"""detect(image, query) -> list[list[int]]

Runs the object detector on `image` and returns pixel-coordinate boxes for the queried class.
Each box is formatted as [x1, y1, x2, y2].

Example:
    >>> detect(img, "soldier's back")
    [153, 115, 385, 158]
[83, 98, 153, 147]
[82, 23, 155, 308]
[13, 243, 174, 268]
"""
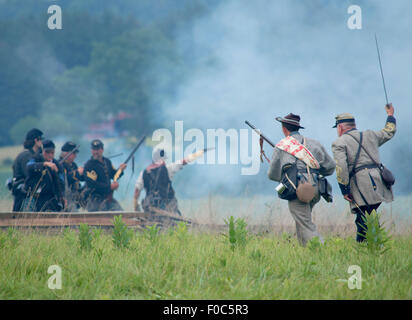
[333, 128, 394, 206]
[13, 149, 33, 180]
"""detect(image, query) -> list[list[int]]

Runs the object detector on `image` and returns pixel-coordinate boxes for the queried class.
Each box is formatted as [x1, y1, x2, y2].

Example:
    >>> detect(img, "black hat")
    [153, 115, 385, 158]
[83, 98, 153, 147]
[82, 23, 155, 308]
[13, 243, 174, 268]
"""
[275, 113, 305, 129]
[42, 139, 55, 151]
[62, 141, 79, 153]
[25, 128, 43, 141]
[91, 139, 104, 150]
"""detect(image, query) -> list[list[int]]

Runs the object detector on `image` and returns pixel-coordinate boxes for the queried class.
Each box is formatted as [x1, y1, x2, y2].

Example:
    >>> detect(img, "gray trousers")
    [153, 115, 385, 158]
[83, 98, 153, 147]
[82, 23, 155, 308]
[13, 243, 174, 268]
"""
[288, 194, 323, 246]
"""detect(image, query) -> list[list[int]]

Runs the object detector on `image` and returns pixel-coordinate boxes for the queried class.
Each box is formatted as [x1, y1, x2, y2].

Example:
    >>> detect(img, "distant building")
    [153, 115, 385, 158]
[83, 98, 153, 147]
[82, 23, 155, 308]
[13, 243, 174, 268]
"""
[84, 111, 131, 140]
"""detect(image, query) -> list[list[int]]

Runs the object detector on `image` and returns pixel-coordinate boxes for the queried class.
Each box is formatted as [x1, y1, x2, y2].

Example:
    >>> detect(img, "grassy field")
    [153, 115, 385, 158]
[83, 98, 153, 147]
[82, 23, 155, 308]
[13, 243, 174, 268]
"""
[1, 145, 411, 300]
[1, 222, 412, 300]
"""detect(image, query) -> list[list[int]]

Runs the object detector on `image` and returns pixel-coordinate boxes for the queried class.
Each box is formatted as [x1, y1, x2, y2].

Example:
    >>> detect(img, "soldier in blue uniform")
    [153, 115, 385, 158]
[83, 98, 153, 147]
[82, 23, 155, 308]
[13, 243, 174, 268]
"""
[24, 139, 65, 212]
[11, 128, 43, 211]
[59, 141, 85, 211]
[83, 139, 127, 212]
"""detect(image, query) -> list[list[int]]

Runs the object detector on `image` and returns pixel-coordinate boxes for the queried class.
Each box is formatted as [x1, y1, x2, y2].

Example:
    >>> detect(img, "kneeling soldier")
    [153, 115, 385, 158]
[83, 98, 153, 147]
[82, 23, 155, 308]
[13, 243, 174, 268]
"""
[332, 105, 396, 242]
[24, 139, 65, 212]
[83, 139, 127, 212]
[268, 113, 335, 246]
[59, 141, 84, 211]
[11, 128, 43, 211]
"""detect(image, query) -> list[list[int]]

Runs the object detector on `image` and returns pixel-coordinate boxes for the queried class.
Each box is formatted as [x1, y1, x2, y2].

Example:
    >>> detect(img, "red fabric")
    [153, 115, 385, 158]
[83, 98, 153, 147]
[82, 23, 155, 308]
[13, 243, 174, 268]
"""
[146, 161, 165, 172]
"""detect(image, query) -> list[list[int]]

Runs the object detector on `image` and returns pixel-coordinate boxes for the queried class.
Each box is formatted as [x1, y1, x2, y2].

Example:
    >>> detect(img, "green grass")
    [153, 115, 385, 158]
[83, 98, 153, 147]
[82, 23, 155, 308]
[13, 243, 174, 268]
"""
[1, 227, 412, 300]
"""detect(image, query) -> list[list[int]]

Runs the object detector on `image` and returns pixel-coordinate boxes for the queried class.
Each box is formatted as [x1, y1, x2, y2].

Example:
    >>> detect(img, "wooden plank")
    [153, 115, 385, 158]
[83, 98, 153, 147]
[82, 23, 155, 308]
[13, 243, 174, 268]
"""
[0, 210, 193, 229]
[0, 211, 147, 219]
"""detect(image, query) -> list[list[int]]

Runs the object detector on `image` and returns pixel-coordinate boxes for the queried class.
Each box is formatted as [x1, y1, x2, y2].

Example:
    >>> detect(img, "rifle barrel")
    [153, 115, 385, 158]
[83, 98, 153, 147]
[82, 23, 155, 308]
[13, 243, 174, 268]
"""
[113, 136, 146, 182]
[245, 121, 275, 148]
[124, 136, 146, 164]
[107, 153, 123, 159]
[59, 145, 80, 164]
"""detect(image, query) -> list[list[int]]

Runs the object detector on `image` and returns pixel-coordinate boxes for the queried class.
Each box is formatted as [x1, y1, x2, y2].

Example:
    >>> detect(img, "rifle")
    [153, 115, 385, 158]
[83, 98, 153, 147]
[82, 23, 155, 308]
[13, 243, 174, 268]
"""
[107, 152, 124, 159]
[59, 144, 80, 165]
[113, 136, 146, 182]
[106, 136, 146, 204]
[245, 120, 275, 163]
[47, 162, 65, 211]
[245, 121, 275, 147]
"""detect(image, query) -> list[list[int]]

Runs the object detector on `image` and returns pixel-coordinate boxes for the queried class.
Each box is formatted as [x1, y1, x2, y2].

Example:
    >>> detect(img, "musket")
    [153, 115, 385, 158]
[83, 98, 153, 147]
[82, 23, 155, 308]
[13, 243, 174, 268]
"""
[184, 147, 215, 163]
[245, 120, 275, 148]
[375, 34, 390, 107]
[107, 152, 124, 159]
[113, 136, 146, 182]
[46, 162, 65, 211]
[59, 144, 80, 165]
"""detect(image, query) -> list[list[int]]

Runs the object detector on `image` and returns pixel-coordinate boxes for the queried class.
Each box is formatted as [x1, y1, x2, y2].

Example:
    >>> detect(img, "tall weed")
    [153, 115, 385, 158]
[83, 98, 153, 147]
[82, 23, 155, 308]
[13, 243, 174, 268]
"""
[112, 215, 133, 249]
[79, 223, 93, 251]
[359, 209, 391, 254]
[224, 216, 248, 250]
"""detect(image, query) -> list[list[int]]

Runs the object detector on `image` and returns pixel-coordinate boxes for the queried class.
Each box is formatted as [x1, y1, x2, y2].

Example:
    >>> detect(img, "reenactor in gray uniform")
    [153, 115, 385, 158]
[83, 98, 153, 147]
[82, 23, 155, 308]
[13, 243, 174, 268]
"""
[331, 104, 396, 242]
[268, 114, 335, 246]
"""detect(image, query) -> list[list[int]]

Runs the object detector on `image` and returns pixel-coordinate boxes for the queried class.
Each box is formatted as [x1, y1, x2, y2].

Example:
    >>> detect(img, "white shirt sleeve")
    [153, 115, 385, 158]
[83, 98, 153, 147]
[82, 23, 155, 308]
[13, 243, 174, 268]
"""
[166, 160, 184, 180]
[135, 171, 144, 191]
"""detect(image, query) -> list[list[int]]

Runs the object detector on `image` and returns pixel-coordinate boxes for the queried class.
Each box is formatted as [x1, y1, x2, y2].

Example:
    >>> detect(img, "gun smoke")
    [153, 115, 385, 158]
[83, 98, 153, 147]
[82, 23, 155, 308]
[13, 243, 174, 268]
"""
[158, 0, 412, 198]
[5, 0, 412, 200]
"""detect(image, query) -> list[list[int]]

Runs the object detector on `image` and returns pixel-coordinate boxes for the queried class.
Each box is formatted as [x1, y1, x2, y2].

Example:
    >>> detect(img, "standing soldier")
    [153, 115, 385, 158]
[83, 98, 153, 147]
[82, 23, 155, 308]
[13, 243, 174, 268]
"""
[11, 128, 43, 211]
[268, 113, 335, 246]
[24, 139, 65, 212]
[59, 141, 84, 211]
[133, 147, 198, 215]
[331, 105, 396, 242]
[83, 139, 127, 212]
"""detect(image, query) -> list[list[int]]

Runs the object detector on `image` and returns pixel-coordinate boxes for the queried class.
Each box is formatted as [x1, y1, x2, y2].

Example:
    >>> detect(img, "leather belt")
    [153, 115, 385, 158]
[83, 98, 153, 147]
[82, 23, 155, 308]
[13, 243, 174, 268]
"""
[349, 163, 379, 178]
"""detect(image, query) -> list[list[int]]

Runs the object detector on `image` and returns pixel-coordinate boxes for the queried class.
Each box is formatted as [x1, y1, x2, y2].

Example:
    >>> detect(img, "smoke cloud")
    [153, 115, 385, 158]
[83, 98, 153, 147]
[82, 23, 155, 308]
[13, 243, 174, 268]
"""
[157, 0, 412, 198]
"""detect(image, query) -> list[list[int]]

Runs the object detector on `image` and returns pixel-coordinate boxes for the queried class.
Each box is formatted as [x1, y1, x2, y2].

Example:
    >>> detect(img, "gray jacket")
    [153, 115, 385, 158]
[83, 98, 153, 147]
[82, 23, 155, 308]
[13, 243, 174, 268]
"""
[331, 116, 396, 208]
[268, 132, 335, 194]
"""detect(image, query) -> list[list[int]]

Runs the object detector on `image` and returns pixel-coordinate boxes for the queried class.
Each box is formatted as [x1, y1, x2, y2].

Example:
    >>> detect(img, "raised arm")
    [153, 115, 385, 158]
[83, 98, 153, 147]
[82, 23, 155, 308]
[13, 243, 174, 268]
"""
[372, 104, 396, 146]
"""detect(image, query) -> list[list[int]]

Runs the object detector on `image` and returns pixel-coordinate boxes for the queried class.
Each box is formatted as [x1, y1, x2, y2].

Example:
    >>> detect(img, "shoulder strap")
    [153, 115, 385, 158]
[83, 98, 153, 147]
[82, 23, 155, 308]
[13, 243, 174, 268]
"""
[350, 132, 363, 177]
[347, 132, 379, 167]
[348, 132, 370, 208]
[303, 137, 313, 184]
